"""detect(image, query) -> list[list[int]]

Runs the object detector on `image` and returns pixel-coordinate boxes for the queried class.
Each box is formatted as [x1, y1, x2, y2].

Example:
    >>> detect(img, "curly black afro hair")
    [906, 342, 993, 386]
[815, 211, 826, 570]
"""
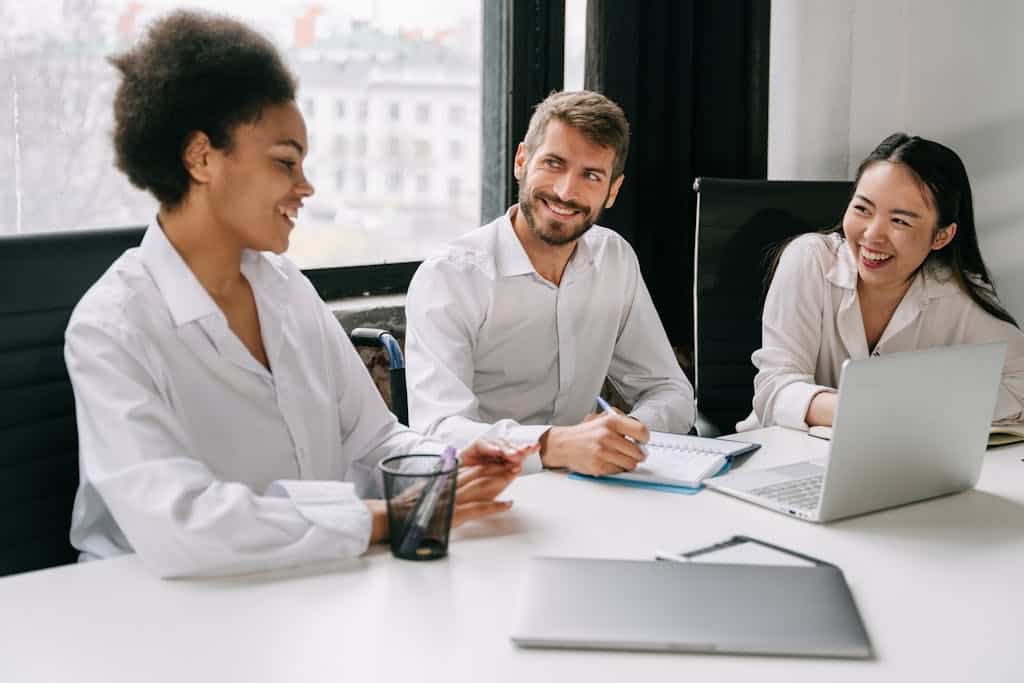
[109, 10, 297, 208]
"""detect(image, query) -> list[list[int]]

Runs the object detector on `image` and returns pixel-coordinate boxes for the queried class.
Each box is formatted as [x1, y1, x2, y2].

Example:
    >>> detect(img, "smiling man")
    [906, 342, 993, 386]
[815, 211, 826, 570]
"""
[405, 91, 694, 476]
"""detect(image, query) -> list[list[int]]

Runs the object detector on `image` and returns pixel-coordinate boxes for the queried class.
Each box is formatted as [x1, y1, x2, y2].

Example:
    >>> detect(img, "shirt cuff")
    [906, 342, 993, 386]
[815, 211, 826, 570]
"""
[774, 382, 837, 430]
[265, 479, 373, 553]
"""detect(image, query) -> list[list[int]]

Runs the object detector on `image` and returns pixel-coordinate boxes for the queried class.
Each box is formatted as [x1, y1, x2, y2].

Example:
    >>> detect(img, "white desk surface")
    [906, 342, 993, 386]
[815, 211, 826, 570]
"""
[2, 426, 1023, 682]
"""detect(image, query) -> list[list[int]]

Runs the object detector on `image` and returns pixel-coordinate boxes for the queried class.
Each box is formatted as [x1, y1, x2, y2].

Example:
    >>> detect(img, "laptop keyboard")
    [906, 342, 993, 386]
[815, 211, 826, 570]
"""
[750, 475, 824, 510]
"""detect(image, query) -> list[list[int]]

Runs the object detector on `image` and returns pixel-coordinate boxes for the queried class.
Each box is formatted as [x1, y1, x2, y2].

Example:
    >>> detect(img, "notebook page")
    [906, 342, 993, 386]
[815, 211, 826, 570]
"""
[615, 446, 726, 488]
[646, 431, 750, 457]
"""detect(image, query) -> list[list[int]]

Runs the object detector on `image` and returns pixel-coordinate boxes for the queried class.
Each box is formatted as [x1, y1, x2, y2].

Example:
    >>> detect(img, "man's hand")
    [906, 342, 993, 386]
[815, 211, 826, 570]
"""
[539, 412, 649, 475]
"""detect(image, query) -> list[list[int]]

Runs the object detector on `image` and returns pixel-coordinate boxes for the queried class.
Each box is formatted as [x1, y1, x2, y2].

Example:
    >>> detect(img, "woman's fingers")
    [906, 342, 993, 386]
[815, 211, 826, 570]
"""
[458, 440, 539, 472]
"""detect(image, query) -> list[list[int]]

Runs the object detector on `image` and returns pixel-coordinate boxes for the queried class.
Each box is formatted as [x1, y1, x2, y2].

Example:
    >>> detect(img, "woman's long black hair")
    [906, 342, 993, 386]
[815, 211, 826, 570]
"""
[767, 133, 1018, 328]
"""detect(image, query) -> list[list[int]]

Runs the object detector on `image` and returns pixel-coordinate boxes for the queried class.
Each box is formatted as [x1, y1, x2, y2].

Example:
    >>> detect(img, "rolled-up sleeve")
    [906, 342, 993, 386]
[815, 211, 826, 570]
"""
[957, 303, 1024, 424]
[67, 319, 376, 579]
[751, 237, 836, 430]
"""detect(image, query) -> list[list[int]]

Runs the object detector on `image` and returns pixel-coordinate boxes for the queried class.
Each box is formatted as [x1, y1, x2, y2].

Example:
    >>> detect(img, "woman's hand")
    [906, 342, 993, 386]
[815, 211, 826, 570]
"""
[457, 439, 536, 474]
[451, 440, 538, 527]
[368, 441, 537, 543]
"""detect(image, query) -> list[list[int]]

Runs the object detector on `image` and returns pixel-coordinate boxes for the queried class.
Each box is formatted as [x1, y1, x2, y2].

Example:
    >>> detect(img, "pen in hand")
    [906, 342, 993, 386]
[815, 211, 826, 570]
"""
[594, 395, 649, 459]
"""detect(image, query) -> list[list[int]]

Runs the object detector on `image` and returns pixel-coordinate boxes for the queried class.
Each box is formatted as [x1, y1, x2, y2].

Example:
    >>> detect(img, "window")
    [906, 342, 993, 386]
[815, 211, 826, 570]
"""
[416, 102, 431, 123]
[564, 0, 587, 90]
[448, 177, 461, 201]
[449, 140, 464, 160]
[387, 171, 404, 193]
[449, 104, 467, 124]
[1, 1, 565, 289]
[387, 137, 401, 156]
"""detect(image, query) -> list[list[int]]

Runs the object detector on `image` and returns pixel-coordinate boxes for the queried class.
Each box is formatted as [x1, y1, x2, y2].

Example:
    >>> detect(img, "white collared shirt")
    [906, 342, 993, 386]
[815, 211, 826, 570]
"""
[745, 232, 1024, 431]
[66, 222, 441, 578]
[404, 209, 695, 473]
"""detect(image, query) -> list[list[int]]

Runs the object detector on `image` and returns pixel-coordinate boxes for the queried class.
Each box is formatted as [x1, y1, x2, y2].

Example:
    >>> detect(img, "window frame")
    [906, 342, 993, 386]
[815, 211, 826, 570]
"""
[305, 0, 566, 300]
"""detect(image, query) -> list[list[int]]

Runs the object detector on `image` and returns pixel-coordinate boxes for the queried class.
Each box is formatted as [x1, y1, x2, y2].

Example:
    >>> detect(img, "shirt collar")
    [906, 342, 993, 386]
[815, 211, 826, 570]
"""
[139, 220, 219, 327]
[495, 205, 596, 279]
[138, 218, 290, 327]
[495, 207, 539, 278]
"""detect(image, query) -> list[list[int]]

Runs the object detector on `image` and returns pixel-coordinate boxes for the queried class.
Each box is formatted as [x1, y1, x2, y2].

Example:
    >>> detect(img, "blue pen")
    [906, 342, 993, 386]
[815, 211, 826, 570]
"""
[398, 446, 457, 556]
[595, 395, 648, 457]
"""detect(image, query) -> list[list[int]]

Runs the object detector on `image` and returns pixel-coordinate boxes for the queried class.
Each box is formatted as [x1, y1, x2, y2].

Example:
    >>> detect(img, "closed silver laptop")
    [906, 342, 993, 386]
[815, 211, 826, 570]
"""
[706, 343, 1006, 522]
[511, 556, 872, 658]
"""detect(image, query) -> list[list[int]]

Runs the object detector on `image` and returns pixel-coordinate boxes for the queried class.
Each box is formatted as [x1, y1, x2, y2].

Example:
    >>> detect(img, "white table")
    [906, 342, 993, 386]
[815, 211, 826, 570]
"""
[2, 427, 1023, 682]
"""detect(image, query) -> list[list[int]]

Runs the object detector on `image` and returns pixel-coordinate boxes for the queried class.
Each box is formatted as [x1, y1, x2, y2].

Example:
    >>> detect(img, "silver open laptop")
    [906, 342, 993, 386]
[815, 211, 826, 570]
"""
[705, 343, 1006, 522]
[511, 556, 872, 658]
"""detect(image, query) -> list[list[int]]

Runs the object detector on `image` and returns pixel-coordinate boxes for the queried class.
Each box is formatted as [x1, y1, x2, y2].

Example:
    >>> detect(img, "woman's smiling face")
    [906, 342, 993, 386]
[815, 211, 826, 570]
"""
[204, 101, 315, 254]
[842, 160, 956, 291]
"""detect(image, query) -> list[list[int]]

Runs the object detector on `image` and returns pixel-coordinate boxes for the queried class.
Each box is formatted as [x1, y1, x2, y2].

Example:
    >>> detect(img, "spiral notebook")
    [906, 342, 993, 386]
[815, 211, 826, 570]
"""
[606, 432, 760, 488]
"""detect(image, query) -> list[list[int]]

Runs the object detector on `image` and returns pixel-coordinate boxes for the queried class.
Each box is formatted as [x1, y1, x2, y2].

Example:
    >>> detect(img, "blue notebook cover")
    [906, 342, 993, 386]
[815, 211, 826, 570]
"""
[568, 459, 734, 495]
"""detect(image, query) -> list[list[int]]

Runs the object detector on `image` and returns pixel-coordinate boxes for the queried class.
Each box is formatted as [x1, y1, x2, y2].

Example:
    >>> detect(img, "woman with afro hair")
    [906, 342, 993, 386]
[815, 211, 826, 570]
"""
[64, 10, 533, 578]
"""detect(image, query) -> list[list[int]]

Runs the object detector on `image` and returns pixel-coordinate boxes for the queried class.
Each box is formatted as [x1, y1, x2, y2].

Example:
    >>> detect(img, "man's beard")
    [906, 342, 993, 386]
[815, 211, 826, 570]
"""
[518, 185, 607, 247]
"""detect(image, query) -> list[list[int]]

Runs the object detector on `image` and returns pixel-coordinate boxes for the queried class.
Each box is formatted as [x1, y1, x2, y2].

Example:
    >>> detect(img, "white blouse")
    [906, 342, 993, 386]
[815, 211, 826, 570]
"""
[744, 232, 1024, 431]
[65, 223, 442, 578]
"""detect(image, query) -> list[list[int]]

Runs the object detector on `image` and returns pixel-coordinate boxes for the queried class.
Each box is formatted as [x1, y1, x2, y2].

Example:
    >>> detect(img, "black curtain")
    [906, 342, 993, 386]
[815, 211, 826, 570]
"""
[585, 0, 769, 368]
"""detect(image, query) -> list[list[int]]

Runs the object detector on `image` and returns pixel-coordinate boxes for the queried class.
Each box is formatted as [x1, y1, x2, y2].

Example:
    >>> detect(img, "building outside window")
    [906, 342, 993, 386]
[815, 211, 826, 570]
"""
[416, 102, 430, 123]
[1, 1, 484, 271]
[449, 139, 463, 160]
[387, 171, 403, 193]
[449, 103, 466, 125]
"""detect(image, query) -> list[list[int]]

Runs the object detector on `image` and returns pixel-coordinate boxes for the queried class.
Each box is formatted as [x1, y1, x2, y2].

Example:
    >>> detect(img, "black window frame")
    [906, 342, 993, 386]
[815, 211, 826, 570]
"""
[304, 0, 565, 301]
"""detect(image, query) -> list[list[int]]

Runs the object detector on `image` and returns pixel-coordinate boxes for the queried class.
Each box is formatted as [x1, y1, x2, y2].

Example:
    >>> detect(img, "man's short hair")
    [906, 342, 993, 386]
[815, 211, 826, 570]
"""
[109, 10, 298, 208]
[522, 90, 630, 179]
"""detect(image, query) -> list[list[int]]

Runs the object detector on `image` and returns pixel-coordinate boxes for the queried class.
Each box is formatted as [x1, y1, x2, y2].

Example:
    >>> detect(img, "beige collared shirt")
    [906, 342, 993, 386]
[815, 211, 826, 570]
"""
[745, 233, 1024, 431]
[405, 208, 695, 474]
[66, 222, 441, 578]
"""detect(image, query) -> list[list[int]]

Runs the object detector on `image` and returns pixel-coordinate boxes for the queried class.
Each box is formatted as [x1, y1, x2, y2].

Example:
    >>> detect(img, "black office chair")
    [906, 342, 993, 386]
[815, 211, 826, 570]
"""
[0, 227, 145, 576]
[349, 327, 408, 426]
[692, 177, 854, 435]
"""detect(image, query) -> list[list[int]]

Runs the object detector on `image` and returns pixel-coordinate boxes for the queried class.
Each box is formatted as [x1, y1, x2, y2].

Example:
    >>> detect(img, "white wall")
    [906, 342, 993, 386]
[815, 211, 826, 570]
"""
[769, 0, 1024, 320]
